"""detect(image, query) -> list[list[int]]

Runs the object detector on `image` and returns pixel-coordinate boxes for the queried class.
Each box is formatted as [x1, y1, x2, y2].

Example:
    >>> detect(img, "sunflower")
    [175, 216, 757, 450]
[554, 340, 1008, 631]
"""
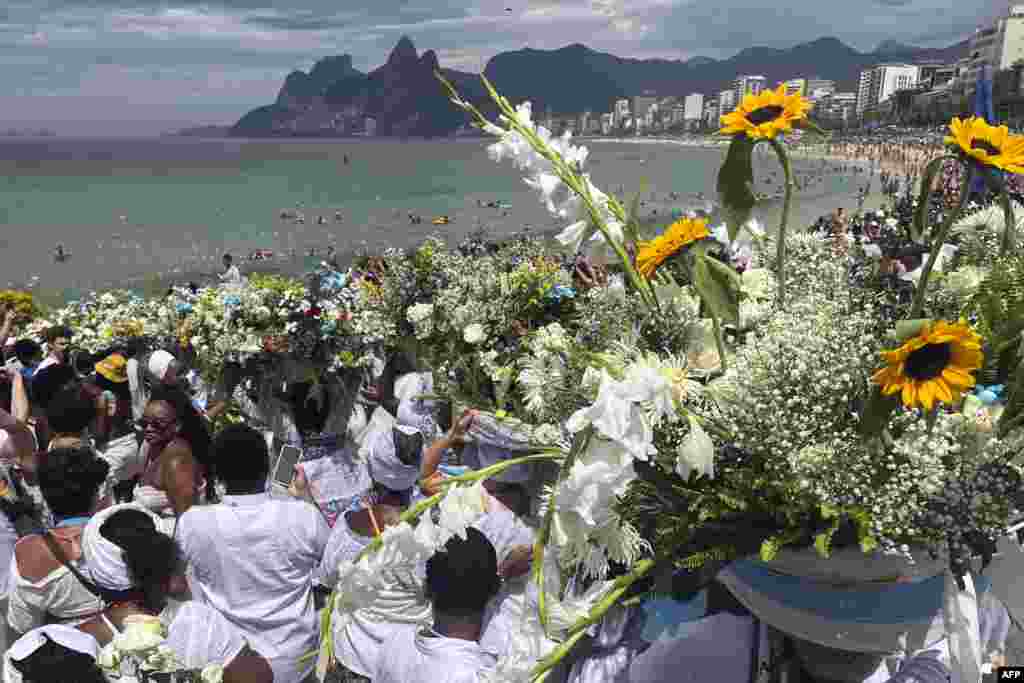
[718, 84, 813, 140]
[945, 117, 1024, 174]
[635, 217, 710, 278]
[871, 320, 983, 411]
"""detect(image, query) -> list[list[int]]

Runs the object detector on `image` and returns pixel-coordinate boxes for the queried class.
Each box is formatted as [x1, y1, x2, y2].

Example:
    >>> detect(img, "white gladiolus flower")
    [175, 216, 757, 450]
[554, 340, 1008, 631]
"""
[676, 415, 715, 480]
[438, 481, 488, 540]
[548, 579, 616, 636]
[463, 323, 486, 345]
[942, 265, 986, 295]
[567, 370, 654, 461]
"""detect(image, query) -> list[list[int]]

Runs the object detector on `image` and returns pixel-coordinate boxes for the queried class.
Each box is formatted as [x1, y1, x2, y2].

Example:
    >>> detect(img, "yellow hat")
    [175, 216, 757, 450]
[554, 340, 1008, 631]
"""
[95, 353, 128, 383]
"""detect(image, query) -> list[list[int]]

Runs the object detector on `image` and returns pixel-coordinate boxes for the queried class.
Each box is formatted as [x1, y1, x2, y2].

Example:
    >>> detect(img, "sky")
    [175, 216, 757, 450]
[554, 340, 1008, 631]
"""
[0, 0, 1010, 136]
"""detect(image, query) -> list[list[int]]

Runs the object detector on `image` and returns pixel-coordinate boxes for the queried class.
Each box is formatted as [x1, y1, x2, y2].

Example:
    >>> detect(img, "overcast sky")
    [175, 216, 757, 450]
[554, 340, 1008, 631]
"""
[0, 0, 1008, 135]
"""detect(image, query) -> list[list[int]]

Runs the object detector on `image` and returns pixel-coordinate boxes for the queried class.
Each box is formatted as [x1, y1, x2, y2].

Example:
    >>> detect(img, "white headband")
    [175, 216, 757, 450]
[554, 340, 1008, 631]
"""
[4, 625, 100, 683]
[81, 503, 164, 592]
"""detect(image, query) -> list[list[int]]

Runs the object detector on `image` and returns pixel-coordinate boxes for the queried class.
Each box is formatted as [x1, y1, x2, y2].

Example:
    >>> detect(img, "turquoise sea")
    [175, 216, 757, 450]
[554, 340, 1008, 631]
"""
[0, 137, 862, 299]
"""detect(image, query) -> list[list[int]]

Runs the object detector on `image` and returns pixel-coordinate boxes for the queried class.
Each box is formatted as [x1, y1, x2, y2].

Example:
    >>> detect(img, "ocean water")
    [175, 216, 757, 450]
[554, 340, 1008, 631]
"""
[0, 137, 860, 299]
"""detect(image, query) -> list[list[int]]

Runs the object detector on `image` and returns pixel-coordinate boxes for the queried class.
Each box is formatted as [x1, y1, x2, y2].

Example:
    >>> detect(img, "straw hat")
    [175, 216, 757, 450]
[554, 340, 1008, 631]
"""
[94, 353, 128, 384]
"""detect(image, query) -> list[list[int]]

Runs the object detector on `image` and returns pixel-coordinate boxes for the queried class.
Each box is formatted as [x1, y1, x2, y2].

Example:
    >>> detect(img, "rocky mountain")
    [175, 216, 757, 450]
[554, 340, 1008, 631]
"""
[230, 35, 970, 137]
[231, 36, 486, 138]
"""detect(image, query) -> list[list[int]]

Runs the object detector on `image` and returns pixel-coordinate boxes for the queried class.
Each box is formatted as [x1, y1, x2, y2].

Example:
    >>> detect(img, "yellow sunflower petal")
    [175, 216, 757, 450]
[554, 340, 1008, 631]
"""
[901, 382, 917, 409]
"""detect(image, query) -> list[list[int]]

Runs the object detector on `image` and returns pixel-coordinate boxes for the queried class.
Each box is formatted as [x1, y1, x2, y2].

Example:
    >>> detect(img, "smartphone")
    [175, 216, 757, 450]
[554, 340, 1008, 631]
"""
[272, 445, 303, 487]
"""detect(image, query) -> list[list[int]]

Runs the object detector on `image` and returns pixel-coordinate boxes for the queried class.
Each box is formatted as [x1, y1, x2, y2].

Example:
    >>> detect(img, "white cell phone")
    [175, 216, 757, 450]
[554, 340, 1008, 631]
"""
[272, 444, 303, 487]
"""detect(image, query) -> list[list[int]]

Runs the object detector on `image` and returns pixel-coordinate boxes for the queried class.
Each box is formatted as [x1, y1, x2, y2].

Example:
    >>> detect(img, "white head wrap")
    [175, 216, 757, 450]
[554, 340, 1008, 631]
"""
[366, 425, 421, 492]
[4, 625, 100, 683]
[147, 350, 175, 383]
[81, 503, 165, 592]
[394, 372, 440, 441]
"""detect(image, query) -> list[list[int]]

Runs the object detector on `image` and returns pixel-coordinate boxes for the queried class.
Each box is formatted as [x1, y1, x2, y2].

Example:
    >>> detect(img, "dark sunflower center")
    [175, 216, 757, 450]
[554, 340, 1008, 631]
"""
[971, 139, 1000, 155]
[747, 106, 784, 126]
[904, 342, 952, 381]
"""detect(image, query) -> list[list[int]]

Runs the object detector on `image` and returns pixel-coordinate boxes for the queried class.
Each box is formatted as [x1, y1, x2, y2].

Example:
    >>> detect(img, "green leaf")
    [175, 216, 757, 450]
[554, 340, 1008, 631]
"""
[759, 537, 781, 562]
[858, 386, 901, 438]
[716, 136, 758, 243]
[859, 534, 879, 554]
[893, 319, 931, 343]
[691, 242, 741, 327]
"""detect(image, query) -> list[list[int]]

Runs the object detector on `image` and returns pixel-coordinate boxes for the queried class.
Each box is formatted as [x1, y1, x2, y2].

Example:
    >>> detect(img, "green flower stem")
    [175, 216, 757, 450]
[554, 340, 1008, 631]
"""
[911, 156, 959, 243]
[532, 428, 590, 635]
[528, 558, 656, 682]
[998, 187, 1016, 255]
[314, 450, 565, 667]
[435, 71, 656, 313]
[910, 163, 973, 319]
[711, 314, 728, 374]
[768, 139, 793, 310]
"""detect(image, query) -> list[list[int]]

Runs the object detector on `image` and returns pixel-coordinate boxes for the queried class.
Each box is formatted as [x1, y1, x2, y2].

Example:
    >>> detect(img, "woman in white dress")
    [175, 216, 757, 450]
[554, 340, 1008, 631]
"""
[72, 504, 274, 683]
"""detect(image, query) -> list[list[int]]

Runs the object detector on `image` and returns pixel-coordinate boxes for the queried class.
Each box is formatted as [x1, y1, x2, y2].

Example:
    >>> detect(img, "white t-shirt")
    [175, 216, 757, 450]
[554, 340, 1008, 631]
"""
[176, 493, 329, 683]
[164, 601, 248, 670]
[219, 265, 243, 285]
[375, 624, 495, 683]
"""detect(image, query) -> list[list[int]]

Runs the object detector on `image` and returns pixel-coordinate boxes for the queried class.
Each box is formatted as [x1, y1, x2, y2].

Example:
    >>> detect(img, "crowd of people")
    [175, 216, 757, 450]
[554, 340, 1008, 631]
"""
[0, 149, 1020, 681]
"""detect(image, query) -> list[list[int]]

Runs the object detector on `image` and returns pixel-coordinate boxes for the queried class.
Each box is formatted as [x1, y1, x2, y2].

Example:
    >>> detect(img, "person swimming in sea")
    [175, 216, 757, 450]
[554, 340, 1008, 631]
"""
[54, 244, 68, 263]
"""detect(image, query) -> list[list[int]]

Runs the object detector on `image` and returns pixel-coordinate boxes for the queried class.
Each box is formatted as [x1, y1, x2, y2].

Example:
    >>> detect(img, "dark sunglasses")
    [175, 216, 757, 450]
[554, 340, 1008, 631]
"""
[136, 417, 176, 431]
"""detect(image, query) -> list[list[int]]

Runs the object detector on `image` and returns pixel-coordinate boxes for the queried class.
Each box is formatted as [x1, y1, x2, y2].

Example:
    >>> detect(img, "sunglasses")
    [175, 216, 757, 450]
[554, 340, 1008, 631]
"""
[136, 417, 176, 431]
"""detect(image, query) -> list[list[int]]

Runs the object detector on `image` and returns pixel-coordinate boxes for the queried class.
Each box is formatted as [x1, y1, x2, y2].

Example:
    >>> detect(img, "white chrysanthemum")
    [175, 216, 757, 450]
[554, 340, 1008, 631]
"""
[463, 323, 486, 345]
[951, 200, 1024, 237]
[406, 302, 434, 323]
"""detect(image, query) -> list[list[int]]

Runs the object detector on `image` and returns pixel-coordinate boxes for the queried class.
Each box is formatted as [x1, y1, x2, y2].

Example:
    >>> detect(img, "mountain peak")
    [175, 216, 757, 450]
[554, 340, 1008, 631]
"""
[388, 36, 418, 65]
[420, 49, 440, 72]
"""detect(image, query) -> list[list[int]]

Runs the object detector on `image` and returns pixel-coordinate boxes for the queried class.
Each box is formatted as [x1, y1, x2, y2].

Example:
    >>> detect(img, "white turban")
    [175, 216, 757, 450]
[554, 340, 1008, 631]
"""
[81, 503, 164, 592]
[366, 425, 421, 493]
[4, 625, 100, 683]
[147, 350, 175, 383]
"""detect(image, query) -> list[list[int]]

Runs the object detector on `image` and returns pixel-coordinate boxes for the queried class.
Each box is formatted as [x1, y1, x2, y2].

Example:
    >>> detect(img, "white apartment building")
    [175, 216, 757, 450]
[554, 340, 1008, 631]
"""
[734, 75, 767, 106]
[615, 98, 631, 123]
[856, 64, 919, 116]
[784, 78, 807, 96]
[600, 112, 614, 135]
[718, 89, 737, 114]
[960, 5, 1024, 91]
[684, 93, 704, 121]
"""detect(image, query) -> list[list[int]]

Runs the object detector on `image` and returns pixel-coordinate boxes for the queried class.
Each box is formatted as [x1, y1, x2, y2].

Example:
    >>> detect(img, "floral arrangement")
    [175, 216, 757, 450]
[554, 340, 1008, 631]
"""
[308, 78, 1024, 681]
[97, 614, 224, 683]
[0, 289, 41, 323]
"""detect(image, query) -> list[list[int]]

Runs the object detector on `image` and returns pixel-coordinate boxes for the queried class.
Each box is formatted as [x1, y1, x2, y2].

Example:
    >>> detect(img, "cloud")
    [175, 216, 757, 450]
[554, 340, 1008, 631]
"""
[0, 0, 1004, 134]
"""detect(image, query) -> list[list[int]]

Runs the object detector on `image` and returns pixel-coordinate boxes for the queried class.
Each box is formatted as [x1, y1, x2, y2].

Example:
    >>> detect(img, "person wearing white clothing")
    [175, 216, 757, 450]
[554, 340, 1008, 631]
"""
[375, 527, 502, 683]
[176, 424, 329, 683]
[219, 253, 244, 286]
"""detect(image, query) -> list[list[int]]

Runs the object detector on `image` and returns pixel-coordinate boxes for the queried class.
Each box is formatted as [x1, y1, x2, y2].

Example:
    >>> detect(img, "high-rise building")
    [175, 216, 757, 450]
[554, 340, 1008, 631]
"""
[703, 100, 720, 129]
[733, 75, 767, 106]
[857, 64, 919, 116]
[784, 78, 807, 96]
[600, 112, 614, 135]
[632, 96, 658, 121]
[615, 98, 631, 122]
[683, 93, 704, 121]
[960, 5, 1024, 93]
[806, 78, 836, 98]
[718, 89, 737, 114]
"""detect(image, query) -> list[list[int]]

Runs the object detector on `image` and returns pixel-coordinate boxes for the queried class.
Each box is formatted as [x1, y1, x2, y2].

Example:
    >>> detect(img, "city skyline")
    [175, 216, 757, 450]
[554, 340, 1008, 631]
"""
[0, 0, 1012, 135]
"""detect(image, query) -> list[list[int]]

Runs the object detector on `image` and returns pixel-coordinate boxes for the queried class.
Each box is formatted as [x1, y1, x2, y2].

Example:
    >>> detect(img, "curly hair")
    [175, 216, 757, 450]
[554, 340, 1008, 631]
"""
[45, 386, 95, 436]
[38, 447, 110, 519]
